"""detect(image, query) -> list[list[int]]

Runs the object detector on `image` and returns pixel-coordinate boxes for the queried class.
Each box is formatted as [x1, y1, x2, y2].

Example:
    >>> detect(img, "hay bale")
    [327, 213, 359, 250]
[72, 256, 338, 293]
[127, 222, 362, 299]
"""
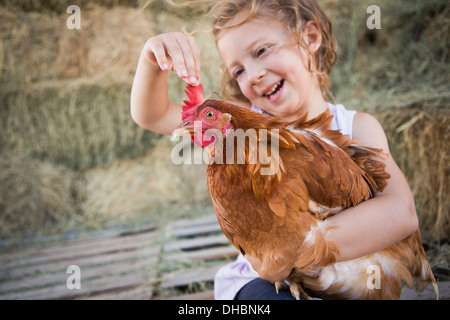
[0, 155, 84, 239]
[0, 0, 143, 13]
[0, 3, 155, 82]
[55, 4, 155, 79]
[0, 6, 60, 83]
[373, 91, 449, 242]
[81, 137, 211, 228]
[0, 78, 158, 170]
[326, 0, 448, 98]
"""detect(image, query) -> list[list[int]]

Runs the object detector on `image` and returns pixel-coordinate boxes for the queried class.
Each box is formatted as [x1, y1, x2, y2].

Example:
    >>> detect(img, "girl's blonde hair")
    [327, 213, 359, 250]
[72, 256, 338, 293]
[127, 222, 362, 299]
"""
[211, 0, 337, 102]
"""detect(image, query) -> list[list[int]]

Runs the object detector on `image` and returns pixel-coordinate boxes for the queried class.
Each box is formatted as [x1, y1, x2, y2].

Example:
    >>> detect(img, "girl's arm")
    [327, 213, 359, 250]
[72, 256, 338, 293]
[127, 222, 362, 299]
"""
[130, 32, 201, 135]
[325, 112, 419, 262]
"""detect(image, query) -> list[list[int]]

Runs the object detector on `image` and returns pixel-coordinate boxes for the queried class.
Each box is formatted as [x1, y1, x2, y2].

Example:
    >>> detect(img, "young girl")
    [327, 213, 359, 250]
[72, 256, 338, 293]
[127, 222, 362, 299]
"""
[130, 0, 419, 300]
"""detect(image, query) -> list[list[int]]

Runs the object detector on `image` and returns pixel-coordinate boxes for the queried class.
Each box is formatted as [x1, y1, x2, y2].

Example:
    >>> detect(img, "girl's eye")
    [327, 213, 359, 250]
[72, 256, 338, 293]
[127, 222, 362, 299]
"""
[234, 68, 244, 79]
[256, 46, 269, 57]
[205, 110, 215, 119]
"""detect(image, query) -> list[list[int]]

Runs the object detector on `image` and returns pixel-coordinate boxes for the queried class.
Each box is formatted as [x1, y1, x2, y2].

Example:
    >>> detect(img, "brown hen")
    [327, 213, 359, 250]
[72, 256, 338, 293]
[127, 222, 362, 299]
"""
[176, 86, 438, 300]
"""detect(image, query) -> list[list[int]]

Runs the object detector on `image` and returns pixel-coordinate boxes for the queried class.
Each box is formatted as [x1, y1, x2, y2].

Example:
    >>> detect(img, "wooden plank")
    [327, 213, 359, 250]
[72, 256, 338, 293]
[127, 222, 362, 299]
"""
[4, 230, 159, 266]
[166, 290, 214, 300]
[82, 287, 154, 300]
[167, 224, 222, 238]
[0, 231, 159, 270]
[0, 245, 159, 280]
[164, 246, 238, 262]
[0, 222, 158, 263]
[0, 272, 150, 300]
[169, 215, 218, 229]
[160, 265, 221, 289]
[0, 256, 157, 294]
[163, 234, 229, 252]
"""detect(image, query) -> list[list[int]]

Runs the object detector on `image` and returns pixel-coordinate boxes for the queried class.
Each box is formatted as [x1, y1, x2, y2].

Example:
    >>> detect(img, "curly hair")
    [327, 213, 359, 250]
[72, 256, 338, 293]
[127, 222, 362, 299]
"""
[210, 0, 337, 102]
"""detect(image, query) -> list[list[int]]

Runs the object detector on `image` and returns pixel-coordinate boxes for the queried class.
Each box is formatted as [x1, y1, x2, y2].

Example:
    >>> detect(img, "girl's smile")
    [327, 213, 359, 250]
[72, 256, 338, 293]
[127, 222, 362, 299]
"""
[217, 17, 328, 121]
[263, 79, 285, 102]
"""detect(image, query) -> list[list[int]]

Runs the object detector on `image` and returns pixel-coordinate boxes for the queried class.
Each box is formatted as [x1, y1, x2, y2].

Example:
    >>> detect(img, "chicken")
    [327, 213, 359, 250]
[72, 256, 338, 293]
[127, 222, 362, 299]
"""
[176, 84, 439, 300]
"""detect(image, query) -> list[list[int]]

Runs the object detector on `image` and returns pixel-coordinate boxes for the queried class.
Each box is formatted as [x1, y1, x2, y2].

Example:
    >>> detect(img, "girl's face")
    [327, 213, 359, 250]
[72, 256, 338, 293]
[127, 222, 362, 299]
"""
[217, 17, 326, 120]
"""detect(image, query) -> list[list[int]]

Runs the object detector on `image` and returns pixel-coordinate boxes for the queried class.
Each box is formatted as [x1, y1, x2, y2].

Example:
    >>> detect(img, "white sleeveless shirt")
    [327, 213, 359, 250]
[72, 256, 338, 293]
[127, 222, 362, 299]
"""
[214, 103, 357, 300]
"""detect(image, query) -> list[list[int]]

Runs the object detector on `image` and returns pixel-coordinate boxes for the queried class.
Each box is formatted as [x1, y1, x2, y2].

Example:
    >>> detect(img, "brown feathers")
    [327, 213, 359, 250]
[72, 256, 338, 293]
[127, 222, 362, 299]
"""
[194, 99, 438, 300]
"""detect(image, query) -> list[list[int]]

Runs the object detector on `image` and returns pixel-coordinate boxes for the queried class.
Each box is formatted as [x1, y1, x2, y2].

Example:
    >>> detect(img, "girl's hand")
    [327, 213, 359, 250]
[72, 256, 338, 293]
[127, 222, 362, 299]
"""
[143, 32, 201, 85]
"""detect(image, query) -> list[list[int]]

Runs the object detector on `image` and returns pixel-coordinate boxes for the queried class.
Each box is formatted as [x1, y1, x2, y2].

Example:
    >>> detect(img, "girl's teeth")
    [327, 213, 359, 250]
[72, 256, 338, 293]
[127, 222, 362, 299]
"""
[267, 84, 278, 95]
[265, 81, 282, 98]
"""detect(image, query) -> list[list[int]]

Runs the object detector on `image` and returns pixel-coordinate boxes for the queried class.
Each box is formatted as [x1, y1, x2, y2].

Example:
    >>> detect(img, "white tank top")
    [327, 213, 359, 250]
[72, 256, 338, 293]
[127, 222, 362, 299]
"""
[214, 102, 357, 300]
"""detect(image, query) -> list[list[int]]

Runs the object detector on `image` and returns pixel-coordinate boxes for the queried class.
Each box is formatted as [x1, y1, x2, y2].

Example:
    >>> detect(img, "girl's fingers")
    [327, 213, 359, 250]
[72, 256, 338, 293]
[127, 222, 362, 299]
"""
[165, 40, 189, 79]
[188, 35, 202, 83]
[176, 35, 199, 85]
[144, 33, 201, 85]
[144, 38, 168, 70]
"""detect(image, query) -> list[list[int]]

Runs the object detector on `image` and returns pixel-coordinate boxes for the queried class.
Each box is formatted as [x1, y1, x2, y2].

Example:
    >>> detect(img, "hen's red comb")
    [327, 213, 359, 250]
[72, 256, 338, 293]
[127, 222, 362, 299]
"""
[182, 84, 204, 122]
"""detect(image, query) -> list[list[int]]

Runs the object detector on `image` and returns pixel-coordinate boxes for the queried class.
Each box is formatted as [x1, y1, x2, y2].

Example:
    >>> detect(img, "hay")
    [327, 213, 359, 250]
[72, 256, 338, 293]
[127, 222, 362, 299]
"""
[326, 0, 449, 98]
[55, 4, 155, 79]
[80, 137, 211, 228]
[0, 155, 84, 239]
[373, 91, 449, 242]
[0, 78, 159, 170]
[0, 7, 59, 82]
[0, 0, 143, 14]
[0, 138, 212, 239]
[0, 3, 155, 82]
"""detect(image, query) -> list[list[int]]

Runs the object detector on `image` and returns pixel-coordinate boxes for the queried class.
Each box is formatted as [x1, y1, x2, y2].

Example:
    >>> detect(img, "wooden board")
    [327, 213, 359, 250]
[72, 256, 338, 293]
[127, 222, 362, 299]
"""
[0, 214, 236, 300]
[160, 265, 223, 289]
[0, 228, 160, 300]
[1, 213, 445, 300]
[159, 215, 237, 291]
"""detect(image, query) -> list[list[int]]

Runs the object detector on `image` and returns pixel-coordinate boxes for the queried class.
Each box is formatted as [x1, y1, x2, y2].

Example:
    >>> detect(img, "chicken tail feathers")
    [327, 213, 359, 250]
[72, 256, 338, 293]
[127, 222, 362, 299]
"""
[403, 230, 440, 300]
[414, 260, 439, 300]
[432, 282, 440, 300]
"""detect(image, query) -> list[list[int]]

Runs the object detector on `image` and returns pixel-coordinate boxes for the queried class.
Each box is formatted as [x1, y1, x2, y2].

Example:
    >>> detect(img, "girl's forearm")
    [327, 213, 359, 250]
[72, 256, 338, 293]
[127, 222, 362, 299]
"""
[130, 50, 172, 134]
[326, 191, 418, 262]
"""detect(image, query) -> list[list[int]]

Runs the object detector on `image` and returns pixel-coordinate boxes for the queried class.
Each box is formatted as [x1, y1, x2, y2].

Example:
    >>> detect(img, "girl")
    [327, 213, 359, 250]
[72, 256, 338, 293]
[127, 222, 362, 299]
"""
[130, 0, 419, 300]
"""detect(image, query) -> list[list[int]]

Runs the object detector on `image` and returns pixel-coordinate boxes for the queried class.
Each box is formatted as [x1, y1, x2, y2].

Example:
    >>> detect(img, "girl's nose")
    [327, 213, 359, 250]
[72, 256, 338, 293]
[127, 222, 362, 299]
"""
[248, 66, 266, 86]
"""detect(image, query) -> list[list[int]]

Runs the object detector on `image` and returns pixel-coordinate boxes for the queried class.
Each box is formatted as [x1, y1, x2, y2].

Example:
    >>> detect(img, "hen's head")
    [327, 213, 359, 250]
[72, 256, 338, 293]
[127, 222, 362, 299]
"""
[179, 100, 233, 148]
[178, 84, 271, 148]
[178, 84, 232, 148]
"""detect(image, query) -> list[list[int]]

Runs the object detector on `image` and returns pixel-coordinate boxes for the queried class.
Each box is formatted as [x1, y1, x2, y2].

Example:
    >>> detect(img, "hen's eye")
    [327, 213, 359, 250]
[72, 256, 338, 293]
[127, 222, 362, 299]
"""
[205, 110, 215, 119]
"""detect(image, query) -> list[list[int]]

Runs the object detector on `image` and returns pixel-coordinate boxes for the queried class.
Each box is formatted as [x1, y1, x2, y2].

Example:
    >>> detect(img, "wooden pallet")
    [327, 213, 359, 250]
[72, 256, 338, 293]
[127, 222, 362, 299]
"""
[158, 214, 238, 300]
[0, 214, 238, 300]
[0, 213, 447, 300]
[0, 224, 160, 300]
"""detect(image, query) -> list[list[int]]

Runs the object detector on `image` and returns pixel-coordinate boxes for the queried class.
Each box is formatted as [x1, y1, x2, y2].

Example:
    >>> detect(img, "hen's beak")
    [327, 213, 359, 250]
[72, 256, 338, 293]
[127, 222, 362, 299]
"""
[173, 120, 196, 139]
[177, 120, 193, 129]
